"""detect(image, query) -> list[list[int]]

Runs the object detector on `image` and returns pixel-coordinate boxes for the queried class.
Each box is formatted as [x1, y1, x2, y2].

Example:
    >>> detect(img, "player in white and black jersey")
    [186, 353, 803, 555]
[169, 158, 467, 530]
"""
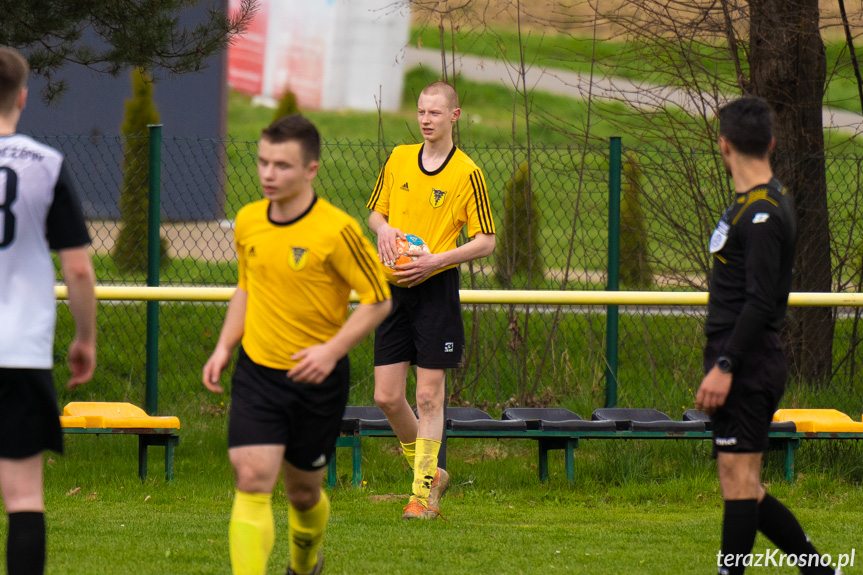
[0, 46, 97, 575]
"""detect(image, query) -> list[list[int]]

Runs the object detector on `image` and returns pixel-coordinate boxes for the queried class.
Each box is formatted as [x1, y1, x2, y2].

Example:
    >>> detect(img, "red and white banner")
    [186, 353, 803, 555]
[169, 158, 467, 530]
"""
[226, 0, 270, 95]
[227, 0, 409, 111]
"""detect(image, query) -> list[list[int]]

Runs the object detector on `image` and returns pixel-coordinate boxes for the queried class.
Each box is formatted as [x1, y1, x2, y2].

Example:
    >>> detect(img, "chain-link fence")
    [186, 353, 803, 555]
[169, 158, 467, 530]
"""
[47, 134, 863, 418]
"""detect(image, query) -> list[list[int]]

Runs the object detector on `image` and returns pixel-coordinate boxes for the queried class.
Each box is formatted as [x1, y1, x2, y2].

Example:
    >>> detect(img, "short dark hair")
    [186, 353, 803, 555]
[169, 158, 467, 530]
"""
[0, 46, 29, 114]
[261, 114, 321, 164]
[717, 96, 774, 158]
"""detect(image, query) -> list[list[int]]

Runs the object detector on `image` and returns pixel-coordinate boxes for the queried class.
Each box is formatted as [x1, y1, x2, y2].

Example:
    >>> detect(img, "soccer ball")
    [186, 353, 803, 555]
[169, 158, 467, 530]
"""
[384, 234, 430, 269]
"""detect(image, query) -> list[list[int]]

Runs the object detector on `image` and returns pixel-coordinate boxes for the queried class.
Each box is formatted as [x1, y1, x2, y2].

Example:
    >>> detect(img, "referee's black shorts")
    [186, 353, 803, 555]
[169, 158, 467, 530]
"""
[0, 368, 63, 458]
[228, 347, 350, 471]
[703, 331, 787, 455]
[374, 267, 465, 369]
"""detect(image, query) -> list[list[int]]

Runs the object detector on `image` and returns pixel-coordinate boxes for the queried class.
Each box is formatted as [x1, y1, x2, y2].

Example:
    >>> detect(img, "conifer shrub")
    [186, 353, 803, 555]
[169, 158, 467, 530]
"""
[620, 153, 652, 289]
[113, 68, 169, 273]
[495, 161, 543, 287]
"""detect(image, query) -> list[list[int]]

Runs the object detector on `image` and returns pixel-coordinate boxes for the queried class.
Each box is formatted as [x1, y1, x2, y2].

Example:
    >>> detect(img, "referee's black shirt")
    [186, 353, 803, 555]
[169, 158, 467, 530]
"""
[705, 177, 796, 367]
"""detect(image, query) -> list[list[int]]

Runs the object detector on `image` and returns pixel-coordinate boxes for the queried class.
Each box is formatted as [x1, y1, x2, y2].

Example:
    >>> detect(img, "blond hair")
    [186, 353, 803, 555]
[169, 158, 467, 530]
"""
[420, 81, 459, 110]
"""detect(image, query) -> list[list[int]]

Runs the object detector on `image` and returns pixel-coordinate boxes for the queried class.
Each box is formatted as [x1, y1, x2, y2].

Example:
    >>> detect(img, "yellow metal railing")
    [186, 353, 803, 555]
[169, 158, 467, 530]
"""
[55, 286, 863, 306]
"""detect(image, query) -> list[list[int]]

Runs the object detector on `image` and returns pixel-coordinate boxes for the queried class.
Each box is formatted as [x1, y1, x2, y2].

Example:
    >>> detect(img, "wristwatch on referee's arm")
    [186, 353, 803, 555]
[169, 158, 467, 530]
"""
[716, 355, 735, 374]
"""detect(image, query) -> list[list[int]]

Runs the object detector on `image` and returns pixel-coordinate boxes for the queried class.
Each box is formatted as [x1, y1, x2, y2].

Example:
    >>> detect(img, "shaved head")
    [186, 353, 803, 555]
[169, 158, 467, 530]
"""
[420, 81, 459, 111]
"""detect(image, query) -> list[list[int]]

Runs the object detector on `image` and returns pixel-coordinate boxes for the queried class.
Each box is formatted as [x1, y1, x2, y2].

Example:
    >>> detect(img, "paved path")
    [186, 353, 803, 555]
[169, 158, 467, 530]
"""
[403, 48, 863, 138]
[89, 220, 236, 262]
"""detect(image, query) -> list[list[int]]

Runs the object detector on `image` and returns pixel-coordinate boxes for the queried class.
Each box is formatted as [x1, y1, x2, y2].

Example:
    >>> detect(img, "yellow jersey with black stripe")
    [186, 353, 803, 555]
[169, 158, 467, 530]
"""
[367, 144, 495, 284]
[235, 196, 390, 370]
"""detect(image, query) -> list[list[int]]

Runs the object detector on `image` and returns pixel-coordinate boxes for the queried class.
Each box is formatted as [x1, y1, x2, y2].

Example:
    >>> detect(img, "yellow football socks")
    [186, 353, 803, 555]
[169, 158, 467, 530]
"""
[229, 490, 275, 575]
[400, 441, 416, 469]
[412, 438, 441, 505]
[288, 489, 330, 575]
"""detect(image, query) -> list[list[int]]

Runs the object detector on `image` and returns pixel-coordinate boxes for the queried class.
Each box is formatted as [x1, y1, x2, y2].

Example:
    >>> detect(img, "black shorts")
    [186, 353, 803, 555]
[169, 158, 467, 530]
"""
[227, 347, 350, 471]
[0, 368, 63, 458]
[374, 267, 465, 369]
[703, 332, 787, 454]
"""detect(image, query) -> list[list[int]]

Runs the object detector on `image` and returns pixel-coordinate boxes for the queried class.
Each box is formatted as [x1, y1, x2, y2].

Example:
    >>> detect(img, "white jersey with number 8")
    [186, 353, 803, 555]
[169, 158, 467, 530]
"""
[0, 134, 89, 369]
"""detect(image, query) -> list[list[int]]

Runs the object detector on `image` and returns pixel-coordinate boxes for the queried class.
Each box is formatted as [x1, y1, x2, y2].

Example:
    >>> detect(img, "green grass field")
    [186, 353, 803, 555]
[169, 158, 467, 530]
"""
[15, 27, 863, 575]
[2, 409, 861, 575]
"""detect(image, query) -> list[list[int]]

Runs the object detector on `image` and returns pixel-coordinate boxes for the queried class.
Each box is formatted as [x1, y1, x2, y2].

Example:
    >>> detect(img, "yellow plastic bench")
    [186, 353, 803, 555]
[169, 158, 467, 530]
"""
[60, 402, 180, 481]
[773, 409, 863, 433]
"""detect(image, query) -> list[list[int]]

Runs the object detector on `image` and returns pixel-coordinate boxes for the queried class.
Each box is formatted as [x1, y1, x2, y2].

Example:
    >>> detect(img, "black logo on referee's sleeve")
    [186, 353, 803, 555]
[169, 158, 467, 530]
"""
[430, 188, 447, 208]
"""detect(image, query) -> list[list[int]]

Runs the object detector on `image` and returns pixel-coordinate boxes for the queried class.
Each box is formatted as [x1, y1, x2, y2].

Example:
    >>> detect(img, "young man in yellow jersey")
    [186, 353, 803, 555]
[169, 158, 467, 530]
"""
[367, 81, 495, 519]
[203, 114, 391, 575]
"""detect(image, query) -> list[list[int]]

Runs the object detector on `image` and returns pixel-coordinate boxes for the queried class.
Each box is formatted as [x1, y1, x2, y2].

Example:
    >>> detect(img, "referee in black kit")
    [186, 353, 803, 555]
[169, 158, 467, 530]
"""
[695, 97, 838, 575]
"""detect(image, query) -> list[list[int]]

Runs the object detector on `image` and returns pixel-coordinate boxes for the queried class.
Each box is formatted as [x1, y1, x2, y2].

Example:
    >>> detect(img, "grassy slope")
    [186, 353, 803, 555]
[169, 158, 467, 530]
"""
[410, 26, 863, 115]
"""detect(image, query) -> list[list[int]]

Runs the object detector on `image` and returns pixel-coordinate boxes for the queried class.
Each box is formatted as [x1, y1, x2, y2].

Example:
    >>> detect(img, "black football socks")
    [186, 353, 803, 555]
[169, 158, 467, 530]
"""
[7, 511, 46, 575]
[718, 499, 759, 575]
[757, 493, 835, 575]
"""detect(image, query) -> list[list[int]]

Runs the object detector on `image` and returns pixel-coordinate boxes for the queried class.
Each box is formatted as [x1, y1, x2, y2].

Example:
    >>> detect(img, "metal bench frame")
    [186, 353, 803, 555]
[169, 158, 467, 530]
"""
[327, 409, 863, 488]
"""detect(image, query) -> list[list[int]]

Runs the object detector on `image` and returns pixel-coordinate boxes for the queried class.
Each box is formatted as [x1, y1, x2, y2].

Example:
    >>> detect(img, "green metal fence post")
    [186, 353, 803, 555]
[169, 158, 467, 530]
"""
[145, 125, 162, 415]
[606, 137, 622, 408]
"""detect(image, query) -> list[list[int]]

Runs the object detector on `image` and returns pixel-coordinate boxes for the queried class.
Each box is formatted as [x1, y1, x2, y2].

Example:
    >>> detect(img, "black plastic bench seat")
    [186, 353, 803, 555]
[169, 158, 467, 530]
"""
[683, 409, 712, 431]
[591, 407, 707, 432]
[341, 406, 392, 433]
[446, 407, 526, 432]
[630, 420, 706, 432]
[769, 421, 797, 432]
[502, 407, 617, 432]
[541, 419, 617, 432]
[682, 408, 797, 433]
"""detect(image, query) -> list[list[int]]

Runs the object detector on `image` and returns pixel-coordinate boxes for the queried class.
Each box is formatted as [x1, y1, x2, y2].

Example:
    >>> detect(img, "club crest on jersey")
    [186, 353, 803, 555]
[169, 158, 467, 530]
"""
[709, 220, 729, 253]
[287, 247, 309, 271]
[430, 187, 447, 208]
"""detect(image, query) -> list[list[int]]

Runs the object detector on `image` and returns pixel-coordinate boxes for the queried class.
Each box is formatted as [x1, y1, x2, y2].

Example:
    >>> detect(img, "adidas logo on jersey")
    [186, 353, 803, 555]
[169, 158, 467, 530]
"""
[400, 182, 410, 191]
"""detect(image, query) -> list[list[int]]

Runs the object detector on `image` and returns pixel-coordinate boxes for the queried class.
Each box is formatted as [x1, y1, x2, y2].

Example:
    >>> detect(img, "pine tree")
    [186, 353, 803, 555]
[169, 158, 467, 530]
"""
[619, 153, 653, 289]
[113, 68, 169, 274]
[495, 161, 543, 287]
[272, 89, 299, 122]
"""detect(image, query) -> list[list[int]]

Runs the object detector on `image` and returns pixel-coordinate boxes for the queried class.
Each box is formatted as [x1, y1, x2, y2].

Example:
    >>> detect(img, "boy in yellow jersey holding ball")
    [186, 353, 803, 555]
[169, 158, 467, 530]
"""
[367, 81, 495, 519]
[204, 115, 391, 575]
